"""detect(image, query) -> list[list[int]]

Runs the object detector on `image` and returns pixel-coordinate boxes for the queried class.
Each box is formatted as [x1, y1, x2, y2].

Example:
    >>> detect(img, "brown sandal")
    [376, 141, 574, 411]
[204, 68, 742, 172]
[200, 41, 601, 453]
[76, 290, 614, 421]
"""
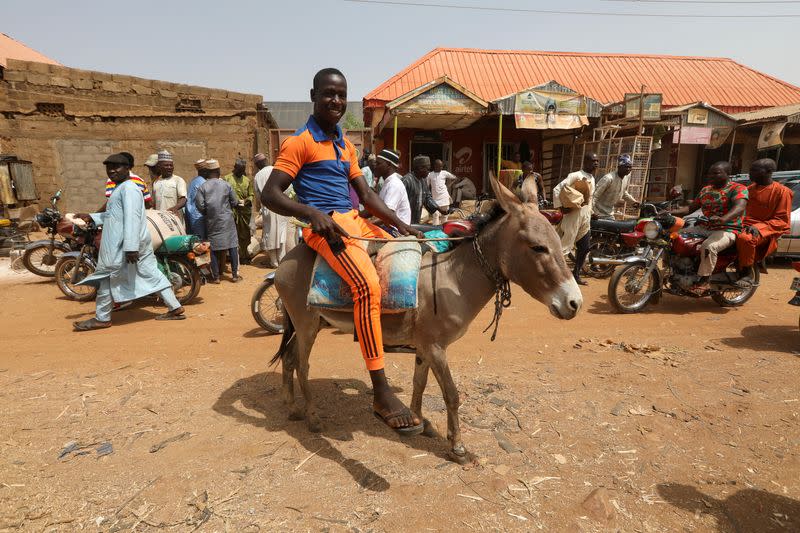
[73, 318, 112, 331]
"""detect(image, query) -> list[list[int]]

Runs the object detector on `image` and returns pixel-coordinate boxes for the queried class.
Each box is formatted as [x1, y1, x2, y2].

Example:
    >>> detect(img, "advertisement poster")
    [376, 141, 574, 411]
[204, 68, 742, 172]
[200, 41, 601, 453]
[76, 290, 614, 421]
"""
[706, 126, 732, 149]
[514, 90, 589, 130]
[624, 93, 663, 121]
[673, 126, 712, 144]
[758, 121, 787, 150]
[687, 108, 709, 125]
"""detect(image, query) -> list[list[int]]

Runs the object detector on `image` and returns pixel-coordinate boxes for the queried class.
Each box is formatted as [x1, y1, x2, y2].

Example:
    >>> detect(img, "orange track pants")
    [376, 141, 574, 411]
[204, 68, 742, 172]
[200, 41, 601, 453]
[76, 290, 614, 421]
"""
[303, 210, 391, 371]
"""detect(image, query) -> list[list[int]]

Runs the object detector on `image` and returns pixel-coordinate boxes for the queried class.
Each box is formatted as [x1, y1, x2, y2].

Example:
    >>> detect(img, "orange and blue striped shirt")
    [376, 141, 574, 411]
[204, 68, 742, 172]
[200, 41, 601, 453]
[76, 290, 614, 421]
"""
[105, 173, 151, 201]
[273, 115, 362, 214]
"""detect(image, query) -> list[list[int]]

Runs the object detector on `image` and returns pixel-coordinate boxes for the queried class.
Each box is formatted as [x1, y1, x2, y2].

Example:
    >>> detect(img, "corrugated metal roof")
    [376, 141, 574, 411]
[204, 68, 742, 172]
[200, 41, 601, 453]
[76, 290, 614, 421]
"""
[0, 33, 60, 68]
[365, 48, 800, 113]
[265, 101, 363, 130]
[731, 103, 800, 123]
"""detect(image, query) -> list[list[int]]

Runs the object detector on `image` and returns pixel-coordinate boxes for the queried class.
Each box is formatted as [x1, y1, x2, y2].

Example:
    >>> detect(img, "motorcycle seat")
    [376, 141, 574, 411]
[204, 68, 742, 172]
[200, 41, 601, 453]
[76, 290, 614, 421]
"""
[591, 218, 637, 233]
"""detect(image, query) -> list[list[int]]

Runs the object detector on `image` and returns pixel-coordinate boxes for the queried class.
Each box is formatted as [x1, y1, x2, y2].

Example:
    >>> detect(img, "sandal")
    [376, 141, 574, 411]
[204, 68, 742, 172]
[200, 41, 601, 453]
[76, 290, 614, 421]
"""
[373, 409, 424, 437]
[73, 318, 112, 331]
[155, 309, 186, 321]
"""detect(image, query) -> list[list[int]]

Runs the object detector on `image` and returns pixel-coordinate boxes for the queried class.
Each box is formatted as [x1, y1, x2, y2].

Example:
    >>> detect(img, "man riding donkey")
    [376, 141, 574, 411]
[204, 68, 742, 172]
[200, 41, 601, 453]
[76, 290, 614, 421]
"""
[261, 68, 427, 435]
[670, 161, 748, 296]
[735, 158, 793, 287]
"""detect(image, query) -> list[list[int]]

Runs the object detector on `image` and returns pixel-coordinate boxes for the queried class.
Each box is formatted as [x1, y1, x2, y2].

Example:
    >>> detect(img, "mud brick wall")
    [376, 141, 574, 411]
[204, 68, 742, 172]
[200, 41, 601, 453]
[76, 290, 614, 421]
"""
[0, 60, 270, 212]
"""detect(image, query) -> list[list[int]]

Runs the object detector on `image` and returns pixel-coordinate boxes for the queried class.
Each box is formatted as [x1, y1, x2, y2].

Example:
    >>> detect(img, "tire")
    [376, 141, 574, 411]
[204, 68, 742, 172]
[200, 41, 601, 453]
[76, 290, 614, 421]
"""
[163, 256, 201, 305]
[583, 240, 619, 279]
[22, 242, 67, 277]
[55, 256, 97, 301]
[251, 278, 284, 334]
[608, 263, 658, 313]
[711, 267, 759, 307]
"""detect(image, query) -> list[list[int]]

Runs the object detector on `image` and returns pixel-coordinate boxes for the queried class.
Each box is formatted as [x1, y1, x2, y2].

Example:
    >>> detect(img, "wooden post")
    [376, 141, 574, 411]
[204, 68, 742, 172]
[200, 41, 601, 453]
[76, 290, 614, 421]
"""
[497, 113, 504, 178]
[393, 115, 398, 151]
[638, 85, 646, 135]
[728, 127, 737, 163]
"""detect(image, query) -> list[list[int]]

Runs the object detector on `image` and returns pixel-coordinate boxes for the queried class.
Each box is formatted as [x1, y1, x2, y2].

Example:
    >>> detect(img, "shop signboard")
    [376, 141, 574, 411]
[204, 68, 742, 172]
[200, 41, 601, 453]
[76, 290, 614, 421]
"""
[758, 121, 787, 150]
[399, 84, 485, 115]
[673, 126, 712, 144]
[514, 90, 588, 130]
[624, 93, 662, 121]
[687, 108, 709, 125]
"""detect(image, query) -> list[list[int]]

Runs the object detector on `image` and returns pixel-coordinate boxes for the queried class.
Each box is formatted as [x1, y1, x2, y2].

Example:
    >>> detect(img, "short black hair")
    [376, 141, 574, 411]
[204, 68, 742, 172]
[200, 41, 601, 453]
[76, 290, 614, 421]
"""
[313, 68, 346, 91]
[710, 161, 732, 174]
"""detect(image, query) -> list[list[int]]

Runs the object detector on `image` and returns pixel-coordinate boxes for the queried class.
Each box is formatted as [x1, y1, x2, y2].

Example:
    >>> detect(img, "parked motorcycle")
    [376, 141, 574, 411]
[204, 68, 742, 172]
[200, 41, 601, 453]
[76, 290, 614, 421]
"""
[54, 220, 211, 304]
[789, 261, 800, 330]
[22, 191, 81, 277]
[598, 213, 760, 313]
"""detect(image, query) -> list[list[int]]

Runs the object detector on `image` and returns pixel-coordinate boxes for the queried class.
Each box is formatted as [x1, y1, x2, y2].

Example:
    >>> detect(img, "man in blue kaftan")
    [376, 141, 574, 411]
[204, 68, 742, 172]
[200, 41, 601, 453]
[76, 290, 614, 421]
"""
[73, 153, 186, 331]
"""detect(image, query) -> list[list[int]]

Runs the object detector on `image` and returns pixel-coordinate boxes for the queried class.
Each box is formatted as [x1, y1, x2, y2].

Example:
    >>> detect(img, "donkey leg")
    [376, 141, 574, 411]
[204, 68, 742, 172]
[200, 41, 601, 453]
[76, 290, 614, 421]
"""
[427, 347, 468, 462]
[294, 329, 322, 433]
[411, 354, 439, 437]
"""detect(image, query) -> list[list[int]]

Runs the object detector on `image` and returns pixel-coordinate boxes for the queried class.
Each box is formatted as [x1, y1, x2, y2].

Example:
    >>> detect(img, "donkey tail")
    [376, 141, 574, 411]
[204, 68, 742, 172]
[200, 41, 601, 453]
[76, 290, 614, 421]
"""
[269, 314, 296, 367]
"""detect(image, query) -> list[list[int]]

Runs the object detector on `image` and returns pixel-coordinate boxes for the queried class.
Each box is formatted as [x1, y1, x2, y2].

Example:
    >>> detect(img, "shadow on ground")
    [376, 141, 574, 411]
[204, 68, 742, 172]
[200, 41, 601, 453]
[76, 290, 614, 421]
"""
[657, 482, 800, 532]
[589, 292, 732, 316]
[719, 325, 800, 354]
[213, 372, 451, 493]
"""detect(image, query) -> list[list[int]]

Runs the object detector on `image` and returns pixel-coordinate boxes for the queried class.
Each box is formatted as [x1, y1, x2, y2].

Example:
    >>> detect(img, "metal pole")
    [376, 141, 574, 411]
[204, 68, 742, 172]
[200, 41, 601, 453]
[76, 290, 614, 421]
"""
[638, 84, 646, 135]
[497, 113, 503, 178]
[393, 115, 398, 151]
[727, 127, 737, 163]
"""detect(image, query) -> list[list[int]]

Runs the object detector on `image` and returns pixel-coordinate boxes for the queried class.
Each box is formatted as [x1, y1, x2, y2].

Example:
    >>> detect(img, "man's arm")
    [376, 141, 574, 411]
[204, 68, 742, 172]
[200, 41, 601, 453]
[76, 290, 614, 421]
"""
[749, 187, 793, 236]
[670, 198, 700, 216]
[711, 198, 747, 226]
[353, 176, 421, 236]
[535, 174, 547, 201]
[121, 185, 143, 263]
[170, 178, 188, 212]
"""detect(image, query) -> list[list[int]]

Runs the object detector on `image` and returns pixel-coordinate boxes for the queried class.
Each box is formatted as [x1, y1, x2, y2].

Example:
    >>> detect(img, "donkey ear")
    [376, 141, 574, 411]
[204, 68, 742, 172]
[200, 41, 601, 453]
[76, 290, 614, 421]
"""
[489, 171, 523, 213]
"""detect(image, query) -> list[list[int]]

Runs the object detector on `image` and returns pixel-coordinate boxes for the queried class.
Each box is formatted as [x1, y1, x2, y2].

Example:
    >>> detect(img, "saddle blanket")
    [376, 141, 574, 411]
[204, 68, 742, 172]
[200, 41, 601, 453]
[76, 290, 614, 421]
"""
[307, 238, 422, 312]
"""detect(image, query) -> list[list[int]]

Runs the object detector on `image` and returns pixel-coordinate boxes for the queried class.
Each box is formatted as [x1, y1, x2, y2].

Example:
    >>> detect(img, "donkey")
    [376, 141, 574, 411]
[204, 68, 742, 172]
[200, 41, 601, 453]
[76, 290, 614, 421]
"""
[271, 176, 582, 461]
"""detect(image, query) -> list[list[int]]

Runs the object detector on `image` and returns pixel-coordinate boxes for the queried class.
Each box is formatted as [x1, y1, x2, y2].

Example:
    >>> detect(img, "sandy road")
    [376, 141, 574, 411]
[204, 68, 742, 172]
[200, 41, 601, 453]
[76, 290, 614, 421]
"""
[0, 260, 798, 531]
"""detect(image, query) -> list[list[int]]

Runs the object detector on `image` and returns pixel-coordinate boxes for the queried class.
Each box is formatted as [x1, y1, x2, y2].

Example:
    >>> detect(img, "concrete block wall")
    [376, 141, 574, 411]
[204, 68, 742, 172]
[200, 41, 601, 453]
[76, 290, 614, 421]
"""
[0, 61, 265, 212]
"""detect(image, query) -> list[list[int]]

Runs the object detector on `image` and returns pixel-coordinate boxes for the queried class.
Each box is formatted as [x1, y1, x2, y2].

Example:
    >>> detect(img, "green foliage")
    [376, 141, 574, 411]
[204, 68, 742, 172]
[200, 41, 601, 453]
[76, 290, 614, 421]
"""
[341, 112, 364, 130]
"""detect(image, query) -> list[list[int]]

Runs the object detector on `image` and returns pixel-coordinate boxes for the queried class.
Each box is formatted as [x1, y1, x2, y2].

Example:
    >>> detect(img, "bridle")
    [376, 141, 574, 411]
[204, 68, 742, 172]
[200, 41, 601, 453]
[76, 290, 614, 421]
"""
[472, 231, 511, 341]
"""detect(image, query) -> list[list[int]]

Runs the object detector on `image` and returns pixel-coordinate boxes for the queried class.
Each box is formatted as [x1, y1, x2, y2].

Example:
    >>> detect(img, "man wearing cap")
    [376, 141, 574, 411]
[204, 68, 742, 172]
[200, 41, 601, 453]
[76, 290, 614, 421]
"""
[593, 154, 639, 220]
[196, 159, 242, 283]
[374, 149, 411, 225]
[73, 153, 186, 331]
[253, 153, 292, 267]
[152, 150, 188, 223]
[262, 68, 425, 435]
[224, 158, 254, 263]
[184, 159, 208, 238]
[143, 153, 160, 184]
[100, 152, 152, 211]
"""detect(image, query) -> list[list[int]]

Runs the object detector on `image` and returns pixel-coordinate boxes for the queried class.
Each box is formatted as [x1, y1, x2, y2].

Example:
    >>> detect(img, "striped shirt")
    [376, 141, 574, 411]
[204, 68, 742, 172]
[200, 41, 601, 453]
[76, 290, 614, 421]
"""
[105, 173, 151, 202]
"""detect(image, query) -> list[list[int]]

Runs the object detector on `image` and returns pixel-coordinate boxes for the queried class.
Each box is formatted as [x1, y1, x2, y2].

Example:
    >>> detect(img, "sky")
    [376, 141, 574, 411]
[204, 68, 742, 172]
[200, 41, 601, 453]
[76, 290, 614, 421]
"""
[4, 0, 798, 103]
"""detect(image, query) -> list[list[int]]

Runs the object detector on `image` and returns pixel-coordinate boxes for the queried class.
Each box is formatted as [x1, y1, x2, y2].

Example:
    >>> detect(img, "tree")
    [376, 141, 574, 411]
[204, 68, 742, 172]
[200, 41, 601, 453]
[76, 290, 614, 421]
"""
[341, 112, 364, 130]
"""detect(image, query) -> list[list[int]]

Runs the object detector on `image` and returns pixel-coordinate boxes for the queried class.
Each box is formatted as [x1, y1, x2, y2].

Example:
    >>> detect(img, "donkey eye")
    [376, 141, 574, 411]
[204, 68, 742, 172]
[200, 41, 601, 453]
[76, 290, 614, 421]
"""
[530, 245, 549, 254]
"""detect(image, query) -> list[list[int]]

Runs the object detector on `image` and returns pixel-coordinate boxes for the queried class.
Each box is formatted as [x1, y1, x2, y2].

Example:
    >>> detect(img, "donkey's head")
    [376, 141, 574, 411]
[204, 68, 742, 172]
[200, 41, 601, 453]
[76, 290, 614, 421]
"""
[487, 176, 582, 319]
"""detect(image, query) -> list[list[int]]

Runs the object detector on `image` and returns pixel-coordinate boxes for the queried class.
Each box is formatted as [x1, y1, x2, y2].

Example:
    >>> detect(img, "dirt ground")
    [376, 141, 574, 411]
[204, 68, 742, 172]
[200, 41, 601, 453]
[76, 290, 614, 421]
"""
[0, 258, 799, 532]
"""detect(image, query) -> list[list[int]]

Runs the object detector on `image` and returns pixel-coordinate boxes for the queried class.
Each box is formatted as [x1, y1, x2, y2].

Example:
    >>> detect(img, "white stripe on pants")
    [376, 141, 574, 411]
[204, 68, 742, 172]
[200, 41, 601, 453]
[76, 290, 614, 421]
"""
[95, 278, 181, 322]
[693, 228, 736, 277]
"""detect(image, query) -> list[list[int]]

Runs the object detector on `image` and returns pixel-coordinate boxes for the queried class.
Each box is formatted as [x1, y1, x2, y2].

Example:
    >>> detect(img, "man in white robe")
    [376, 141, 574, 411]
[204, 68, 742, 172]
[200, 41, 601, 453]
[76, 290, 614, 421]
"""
[253, 153, 291, 267]
[73, 153, 185, 331]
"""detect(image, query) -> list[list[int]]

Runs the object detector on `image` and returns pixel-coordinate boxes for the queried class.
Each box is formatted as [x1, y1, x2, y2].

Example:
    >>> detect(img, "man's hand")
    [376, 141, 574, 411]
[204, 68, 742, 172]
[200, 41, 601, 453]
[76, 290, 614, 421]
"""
[745, 225, 761, 237]
[397, 223, 424, 239]
[74, 213, 93, 224]
[167, 207, 178, 214]
[308, 210, 349, 241]
[125, 251, 139, 264]
[708, 215, 723, 226]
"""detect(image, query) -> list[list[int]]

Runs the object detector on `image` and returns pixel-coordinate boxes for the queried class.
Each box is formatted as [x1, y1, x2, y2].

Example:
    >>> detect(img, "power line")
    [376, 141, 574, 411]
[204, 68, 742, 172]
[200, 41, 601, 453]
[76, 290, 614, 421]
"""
[603, 0, 798, 4]
[344, 0, 800, 17]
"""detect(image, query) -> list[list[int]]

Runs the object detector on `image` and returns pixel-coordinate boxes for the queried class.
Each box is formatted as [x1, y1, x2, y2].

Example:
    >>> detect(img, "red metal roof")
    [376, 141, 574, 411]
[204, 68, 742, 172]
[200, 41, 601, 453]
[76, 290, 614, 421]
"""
[0, 33, 60, 68]
[365, 48, 800, 113]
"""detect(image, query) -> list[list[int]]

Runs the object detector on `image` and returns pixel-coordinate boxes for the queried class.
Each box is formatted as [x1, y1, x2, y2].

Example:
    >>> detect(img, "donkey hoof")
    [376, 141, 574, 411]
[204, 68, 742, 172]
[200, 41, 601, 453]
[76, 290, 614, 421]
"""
[307, 416, 322, 433]
[288, 409, 305, 421]
[449, 445, 469, 464]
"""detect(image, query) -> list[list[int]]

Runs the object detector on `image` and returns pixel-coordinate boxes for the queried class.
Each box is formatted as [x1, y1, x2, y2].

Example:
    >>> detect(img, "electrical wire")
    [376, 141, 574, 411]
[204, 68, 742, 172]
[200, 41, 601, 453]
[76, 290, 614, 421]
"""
[604, 0, 798, 4]
[344, 0, 800, 17]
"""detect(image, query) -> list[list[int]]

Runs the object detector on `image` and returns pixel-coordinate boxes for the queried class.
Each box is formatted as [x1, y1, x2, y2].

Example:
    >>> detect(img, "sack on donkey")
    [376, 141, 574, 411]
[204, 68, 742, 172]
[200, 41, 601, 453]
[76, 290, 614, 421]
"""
[307, 237, 422, 312]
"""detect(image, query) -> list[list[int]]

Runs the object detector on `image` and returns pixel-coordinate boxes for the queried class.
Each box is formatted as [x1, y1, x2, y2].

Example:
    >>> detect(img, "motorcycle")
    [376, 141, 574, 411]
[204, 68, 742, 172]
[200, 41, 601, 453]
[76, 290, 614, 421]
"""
[597, 213, 760, 313]
[22, 190, 81, 277]
[789, 261, 800, 330]
[251, 271, 284, 334]
[55, 219, 211, 305]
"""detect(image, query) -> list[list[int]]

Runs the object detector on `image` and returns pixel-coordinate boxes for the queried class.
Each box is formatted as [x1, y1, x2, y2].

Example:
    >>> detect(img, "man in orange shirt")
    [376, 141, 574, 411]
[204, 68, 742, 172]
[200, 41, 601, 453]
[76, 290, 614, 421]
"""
[262, 68, 425, 435]
[736, 158, 793, 286]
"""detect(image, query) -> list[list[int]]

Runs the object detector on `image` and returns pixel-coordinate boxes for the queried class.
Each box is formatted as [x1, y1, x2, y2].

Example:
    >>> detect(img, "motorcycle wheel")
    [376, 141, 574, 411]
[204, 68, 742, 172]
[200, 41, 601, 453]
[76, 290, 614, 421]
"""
[165, 256, 201, 305]
[583, 241, 619, 279]
[711, 266, 760, 307]
[250, 277, 284, 334]
[54, 256, 97, 301]
[608, 263, 657, 313]
[22, 242, 67, 277]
